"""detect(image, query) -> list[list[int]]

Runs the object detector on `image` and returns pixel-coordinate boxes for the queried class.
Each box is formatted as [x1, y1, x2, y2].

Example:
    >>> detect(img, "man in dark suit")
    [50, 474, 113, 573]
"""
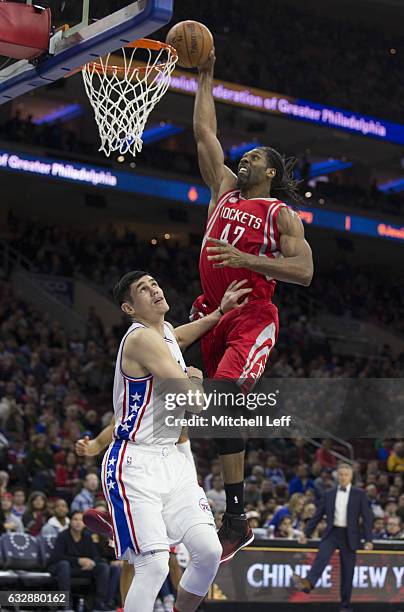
[293, 462, 373, 612]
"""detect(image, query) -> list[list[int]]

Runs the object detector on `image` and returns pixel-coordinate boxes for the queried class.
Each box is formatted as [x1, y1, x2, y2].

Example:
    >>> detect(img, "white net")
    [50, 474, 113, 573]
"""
[82, 41, 177, 157]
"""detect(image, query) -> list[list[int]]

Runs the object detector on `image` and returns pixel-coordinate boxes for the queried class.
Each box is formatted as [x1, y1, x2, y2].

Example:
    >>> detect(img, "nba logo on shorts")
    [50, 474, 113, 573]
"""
[126, 456, 133, 465]
[199, 498, 212, 514]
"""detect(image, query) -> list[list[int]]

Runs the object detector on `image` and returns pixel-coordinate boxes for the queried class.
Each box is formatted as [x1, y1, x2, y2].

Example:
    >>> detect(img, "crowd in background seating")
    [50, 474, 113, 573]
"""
[158, 0, 404, 121]
[1, 268, 404, 546]
[5, 214, 404, 342]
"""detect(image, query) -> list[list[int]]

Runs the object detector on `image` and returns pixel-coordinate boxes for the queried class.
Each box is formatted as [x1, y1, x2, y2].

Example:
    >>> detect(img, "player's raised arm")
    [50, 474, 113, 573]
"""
[194, 50, 236, 215]
[174, 280, 252, 351]
[123, 329, 205, 413]
[207, 208, 313, 286]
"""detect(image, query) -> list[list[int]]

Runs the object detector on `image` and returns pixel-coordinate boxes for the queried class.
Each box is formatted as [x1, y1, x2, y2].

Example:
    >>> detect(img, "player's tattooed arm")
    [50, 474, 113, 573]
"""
[123, 329, 205, 413]
[207, 209, 313, 286]
[174, 280, 252, 351]
[194, 49, 236, 215]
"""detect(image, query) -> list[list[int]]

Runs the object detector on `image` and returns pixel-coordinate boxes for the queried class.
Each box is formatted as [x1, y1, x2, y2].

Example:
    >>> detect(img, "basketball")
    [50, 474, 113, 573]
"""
[166, 20, 213, 69]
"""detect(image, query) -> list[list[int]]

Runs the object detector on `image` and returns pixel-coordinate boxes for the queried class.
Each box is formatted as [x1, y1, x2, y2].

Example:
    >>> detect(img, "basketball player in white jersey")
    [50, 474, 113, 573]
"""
[102, 270, 251, 612]
[76, 420, 192, 608]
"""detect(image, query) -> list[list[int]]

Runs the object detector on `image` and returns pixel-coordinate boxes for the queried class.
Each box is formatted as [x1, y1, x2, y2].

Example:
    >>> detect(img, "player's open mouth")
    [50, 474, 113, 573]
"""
[238, 167, 249, 176]
[153, 297, 164, 304]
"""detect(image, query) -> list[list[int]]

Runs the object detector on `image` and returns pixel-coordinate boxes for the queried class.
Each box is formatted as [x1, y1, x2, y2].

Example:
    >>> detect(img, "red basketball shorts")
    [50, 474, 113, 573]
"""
[200, 300, 279, 392]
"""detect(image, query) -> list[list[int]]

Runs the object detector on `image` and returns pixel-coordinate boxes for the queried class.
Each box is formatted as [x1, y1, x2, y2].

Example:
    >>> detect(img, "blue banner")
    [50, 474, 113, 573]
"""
[1, 148, 403, 244]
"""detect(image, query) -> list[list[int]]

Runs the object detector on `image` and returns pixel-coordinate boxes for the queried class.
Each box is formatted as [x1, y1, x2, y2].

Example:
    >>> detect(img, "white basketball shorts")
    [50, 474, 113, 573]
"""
[101, 439, 215, 560]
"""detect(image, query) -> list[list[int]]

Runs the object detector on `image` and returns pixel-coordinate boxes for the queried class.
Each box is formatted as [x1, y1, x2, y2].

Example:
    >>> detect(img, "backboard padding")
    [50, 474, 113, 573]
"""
[0, 0, 173, 104]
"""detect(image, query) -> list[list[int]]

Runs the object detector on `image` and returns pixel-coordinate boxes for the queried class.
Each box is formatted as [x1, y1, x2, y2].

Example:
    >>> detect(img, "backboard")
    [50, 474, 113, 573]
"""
[0, 0, 173, 105]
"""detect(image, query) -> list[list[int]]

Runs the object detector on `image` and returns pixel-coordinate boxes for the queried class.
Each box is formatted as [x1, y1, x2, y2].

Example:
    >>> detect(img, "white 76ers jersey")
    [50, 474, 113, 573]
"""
[113, 321, 187, 446]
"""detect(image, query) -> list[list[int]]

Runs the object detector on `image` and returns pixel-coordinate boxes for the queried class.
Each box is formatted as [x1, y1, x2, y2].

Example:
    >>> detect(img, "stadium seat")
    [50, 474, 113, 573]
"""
[0, 533, 54, 587]
[37, 534, 57, 568]
[0, 538, 19, 587]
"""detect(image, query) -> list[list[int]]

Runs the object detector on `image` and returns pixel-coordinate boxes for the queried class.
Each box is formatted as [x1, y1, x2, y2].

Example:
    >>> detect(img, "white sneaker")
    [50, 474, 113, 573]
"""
[153, 600, 165, 612]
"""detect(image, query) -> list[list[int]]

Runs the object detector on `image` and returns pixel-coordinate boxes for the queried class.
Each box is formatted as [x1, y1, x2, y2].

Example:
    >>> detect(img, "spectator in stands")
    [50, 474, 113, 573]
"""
[377, 472, 390, 496]
[288, 464, 315, 496]
[245, 476, 262, 507]
[270, 493, 305, 529]
[264, 455, 286, 487]
[376, 439, 392, 463]
[206, 475, 226, 513]
[0, 470, 10, 496]
[314, 439, 337, 469]
[48, 510, 112, 612]
[203, 459, 221, 491]
[71, 473, 99, 513]
[1, 492, 24, 532]
[285, 438, 312, 467]
[11, 487, 26, 519]
[22, 491, 48, 536]
[311, 517, 327, 540]
[275, 516, 302, 540]
[313, 468, 335, 500]
[366, 484, 384, 518]
[397, 494, 404, 522]
[55, 450, 80, 497]
[260, 478, 274, 506]
[41, 498, 70, 536]
[384, 497, 399, 519]
[389, 485, 401, 499]
[387, 442, 404, 473]
[372, 517, 385, 539]
[382, 517, 404, 540]
[301, 502, 316, 530]
[246, 511, 261, 530]
[26, 433, 55, 492]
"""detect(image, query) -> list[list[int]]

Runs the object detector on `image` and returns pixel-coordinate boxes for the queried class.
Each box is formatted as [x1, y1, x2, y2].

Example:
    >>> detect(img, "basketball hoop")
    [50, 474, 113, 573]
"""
[82, 39, 178, 157]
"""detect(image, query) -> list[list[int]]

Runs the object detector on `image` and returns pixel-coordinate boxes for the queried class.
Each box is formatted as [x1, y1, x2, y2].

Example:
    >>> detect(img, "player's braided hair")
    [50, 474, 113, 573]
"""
[113, 270, 149, 305]
[259, 146, 303, 205]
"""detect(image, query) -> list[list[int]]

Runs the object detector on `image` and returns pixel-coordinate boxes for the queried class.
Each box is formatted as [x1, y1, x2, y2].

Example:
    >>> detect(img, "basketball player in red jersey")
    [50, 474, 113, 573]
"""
[193, 50, 314, 562]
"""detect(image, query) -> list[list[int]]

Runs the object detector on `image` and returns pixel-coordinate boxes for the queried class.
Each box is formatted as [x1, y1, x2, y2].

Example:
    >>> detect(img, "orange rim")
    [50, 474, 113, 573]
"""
[86, 38, 178, 75]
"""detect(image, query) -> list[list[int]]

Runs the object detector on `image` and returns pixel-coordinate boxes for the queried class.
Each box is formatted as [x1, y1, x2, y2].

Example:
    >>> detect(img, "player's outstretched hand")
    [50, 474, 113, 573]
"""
[187, 366, 203, 381]
[207, 237, 252, 269]
[75, 436, 91, 456]
[220, 280, 252, 313]
[198, 48, 215, 76]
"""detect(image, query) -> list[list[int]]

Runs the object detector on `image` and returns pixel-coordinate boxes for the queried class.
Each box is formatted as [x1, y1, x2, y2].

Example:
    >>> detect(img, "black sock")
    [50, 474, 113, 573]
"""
[224, 482, 245, 515]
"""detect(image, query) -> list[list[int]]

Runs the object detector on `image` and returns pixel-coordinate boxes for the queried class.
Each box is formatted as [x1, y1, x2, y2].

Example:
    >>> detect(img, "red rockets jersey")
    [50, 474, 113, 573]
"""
[199, 189, 288, 308]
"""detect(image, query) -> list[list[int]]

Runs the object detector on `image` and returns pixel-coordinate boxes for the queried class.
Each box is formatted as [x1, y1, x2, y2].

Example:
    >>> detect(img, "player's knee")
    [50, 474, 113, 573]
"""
[191, 530, 222, 574]
[134, 549, 169, 580]
[200, 535, 222, 572]
[214, 437, 245, 456]
[154, 556, 170, 583]
[180, 529, 222, 597]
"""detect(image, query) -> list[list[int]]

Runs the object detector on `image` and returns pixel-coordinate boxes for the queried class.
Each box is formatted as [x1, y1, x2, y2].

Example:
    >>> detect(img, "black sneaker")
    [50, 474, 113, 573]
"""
[217, 513, 254, 563]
